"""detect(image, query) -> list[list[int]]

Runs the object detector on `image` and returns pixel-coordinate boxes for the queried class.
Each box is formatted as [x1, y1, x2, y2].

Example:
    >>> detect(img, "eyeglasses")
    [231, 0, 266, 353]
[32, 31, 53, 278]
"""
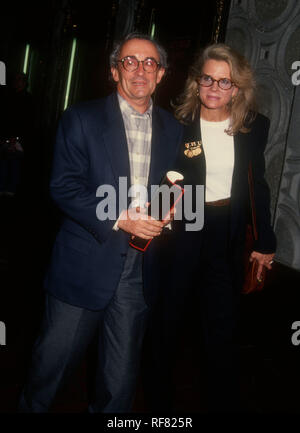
[198, 74, 235, 90]
[117, 56, 161, 73]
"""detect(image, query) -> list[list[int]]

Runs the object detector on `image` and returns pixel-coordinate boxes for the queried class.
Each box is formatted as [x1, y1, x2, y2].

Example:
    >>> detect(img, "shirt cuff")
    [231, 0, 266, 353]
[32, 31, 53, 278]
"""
[112, 209, 127, 231]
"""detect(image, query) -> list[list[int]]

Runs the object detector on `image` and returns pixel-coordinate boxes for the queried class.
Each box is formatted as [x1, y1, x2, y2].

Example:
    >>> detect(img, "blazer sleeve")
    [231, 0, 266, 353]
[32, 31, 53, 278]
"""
[251, 114, 277, 254]
[49, 106, 115, 243]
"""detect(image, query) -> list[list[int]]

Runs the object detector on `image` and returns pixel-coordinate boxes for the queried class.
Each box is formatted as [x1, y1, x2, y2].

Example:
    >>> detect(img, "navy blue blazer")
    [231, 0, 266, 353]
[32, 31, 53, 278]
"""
[44, 93, 183, 310]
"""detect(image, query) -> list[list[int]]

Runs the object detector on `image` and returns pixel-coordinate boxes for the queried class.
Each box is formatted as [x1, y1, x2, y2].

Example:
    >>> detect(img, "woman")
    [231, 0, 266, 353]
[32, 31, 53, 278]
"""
[143, 43, 276, 412]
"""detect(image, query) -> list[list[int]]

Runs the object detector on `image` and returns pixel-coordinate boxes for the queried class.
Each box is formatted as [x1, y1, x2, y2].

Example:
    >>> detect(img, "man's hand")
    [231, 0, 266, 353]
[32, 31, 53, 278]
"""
[250, 251, 275, 281]
[117, 207, 165, 239]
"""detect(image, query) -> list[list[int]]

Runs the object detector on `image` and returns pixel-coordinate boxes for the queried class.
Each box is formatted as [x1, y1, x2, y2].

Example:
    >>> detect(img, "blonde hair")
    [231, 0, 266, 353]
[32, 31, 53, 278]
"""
[174, 43, 257, 135]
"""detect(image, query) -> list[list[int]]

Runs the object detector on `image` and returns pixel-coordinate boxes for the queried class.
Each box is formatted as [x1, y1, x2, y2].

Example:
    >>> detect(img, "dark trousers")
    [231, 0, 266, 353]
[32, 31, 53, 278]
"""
[197, 204, 240, 411]
[143, 204, 241, 412]
[18, 247, 148, 413]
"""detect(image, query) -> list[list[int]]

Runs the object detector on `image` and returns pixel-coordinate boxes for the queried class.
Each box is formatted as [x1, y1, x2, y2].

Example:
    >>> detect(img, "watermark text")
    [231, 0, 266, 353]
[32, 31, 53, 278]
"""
[95, 178, 204, 231]
[291, 321, 300, 346]
[0, 321, 6, 346]
[291, 61, 300, 86]
[0, 61, 6, 85]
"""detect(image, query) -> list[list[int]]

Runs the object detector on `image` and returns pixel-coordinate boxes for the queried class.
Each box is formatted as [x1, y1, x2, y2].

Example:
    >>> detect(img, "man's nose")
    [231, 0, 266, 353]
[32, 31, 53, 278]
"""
[136, 62, 146, 74]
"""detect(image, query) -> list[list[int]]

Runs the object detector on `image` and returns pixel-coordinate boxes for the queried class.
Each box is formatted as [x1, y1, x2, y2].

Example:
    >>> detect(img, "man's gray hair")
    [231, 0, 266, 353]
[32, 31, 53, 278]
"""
[109, 32, 168, 69]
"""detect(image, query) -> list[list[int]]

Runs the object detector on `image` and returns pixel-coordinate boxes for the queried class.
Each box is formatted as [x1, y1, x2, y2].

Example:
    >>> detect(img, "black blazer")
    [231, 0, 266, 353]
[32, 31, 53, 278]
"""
[145, 113, 276, 304]
[173, 112, 276, 257]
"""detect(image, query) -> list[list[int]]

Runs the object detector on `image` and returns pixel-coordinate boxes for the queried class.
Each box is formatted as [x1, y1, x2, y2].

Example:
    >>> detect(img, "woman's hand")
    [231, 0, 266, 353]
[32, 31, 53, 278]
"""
[250, 251, 275, 281]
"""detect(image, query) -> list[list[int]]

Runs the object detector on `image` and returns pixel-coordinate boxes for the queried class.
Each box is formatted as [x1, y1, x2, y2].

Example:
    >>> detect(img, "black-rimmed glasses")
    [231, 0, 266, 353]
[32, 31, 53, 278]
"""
[198, 74, 235, 90]
[117, 56, 161, 73]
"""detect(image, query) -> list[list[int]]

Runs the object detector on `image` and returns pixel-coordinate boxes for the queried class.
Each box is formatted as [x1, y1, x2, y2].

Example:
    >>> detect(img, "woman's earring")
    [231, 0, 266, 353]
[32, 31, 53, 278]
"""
[196, 88, 199, 96]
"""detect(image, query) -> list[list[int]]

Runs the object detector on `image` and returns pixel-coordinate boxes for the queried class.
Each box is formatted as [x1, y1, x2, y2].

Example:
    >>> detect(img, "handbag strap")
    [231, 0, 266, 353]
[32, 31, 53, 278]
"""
[248, 162, 258, 241]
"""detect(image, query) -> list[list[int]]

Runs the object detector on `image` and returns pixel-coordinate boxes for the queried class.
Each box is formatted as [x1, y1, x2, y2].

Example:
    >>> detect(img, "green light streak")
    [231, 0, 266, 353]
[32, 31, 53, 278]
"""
[23, 44, 30, 74]
[150, 23, 156, 39]
[64, 38, 77, 110]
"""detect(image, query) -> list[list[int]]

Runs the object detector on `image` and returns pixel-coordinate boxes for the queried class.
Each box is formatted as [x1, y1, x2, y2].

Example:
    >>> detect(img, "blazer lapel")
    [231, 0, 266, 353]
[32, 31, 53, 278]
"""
[183, 116, 201, 143]
[231, 131, 249, 196]
[101, 93, 131, 189]
[231, 133, 240, 192]
[147, 107, 171, 189]
[180, 116, 206, 188]
[229, 131, 250, 240]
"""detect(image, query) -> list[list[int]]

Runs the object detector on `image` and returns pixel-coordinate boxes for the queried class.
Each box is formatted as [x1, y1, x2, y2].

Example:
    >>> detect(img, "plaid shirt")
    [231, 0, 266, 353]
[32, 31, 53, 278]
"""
[118, 93, 152, 208]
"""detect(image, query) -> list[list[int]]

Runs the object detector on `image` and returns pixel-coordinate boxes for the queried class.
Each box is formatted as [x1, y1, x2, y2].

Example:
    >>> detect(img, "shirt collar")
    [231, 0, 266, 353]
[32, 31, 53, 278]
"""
[117, 93, 153, 119]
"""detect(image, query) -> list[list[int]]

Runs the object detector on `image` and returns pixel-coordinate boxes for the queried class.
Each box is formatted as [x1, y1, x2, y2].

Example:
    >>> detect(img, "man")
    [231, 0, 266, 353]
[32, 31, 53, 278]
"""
[18, 33, 183, 412]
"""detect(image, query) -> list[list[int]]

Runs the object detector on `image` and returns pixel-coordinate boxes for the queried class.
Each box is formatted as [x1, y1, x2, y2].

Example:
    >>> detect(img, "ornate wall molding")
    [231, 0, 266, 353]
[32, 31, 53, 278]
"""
[225, 0, 300, 270]
[273, 85, 300, 269]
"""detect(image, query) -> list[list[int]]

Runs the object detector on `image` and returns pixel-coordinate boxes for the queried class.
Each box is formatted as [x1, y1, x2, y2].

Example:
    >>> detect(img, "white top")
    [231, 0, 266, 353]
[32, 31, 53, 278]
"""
[200, 117, 234, 202]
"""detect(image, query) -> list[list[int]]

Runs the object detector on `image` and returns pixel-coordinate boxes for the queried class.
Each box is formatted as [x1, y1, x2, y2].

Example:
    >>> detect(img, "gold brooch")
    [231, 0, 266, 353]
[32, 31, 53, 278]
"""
[184, 140, 202, 158]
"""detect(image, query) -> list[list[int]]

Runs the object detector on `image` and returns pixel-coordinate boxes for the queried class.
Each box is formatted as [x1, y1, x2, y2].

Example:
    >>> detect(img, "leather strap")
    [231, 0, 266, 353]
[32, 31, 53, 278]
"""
[206, 197, 230, 207]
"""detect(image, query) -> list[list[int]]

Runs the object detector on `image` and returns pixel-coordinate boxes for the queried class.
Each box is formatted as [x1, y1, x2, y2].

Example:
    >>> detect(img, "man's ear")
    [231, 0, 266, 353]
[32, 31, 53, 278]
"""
[111, 67, 119, 83]
[156, 67, 166, 84]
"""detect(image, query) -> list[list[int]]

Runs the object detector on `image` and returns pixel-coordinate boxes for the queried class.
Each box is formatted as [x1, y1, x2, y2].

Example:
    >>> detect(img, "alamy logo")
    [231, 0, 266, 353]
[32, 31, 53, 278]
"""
[291, 61, 300, 86]
[0, 61, 6, 85]
[95, 177, 205, 231]
[0, 321, 6, 345]
[291, 321, 300, 346]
